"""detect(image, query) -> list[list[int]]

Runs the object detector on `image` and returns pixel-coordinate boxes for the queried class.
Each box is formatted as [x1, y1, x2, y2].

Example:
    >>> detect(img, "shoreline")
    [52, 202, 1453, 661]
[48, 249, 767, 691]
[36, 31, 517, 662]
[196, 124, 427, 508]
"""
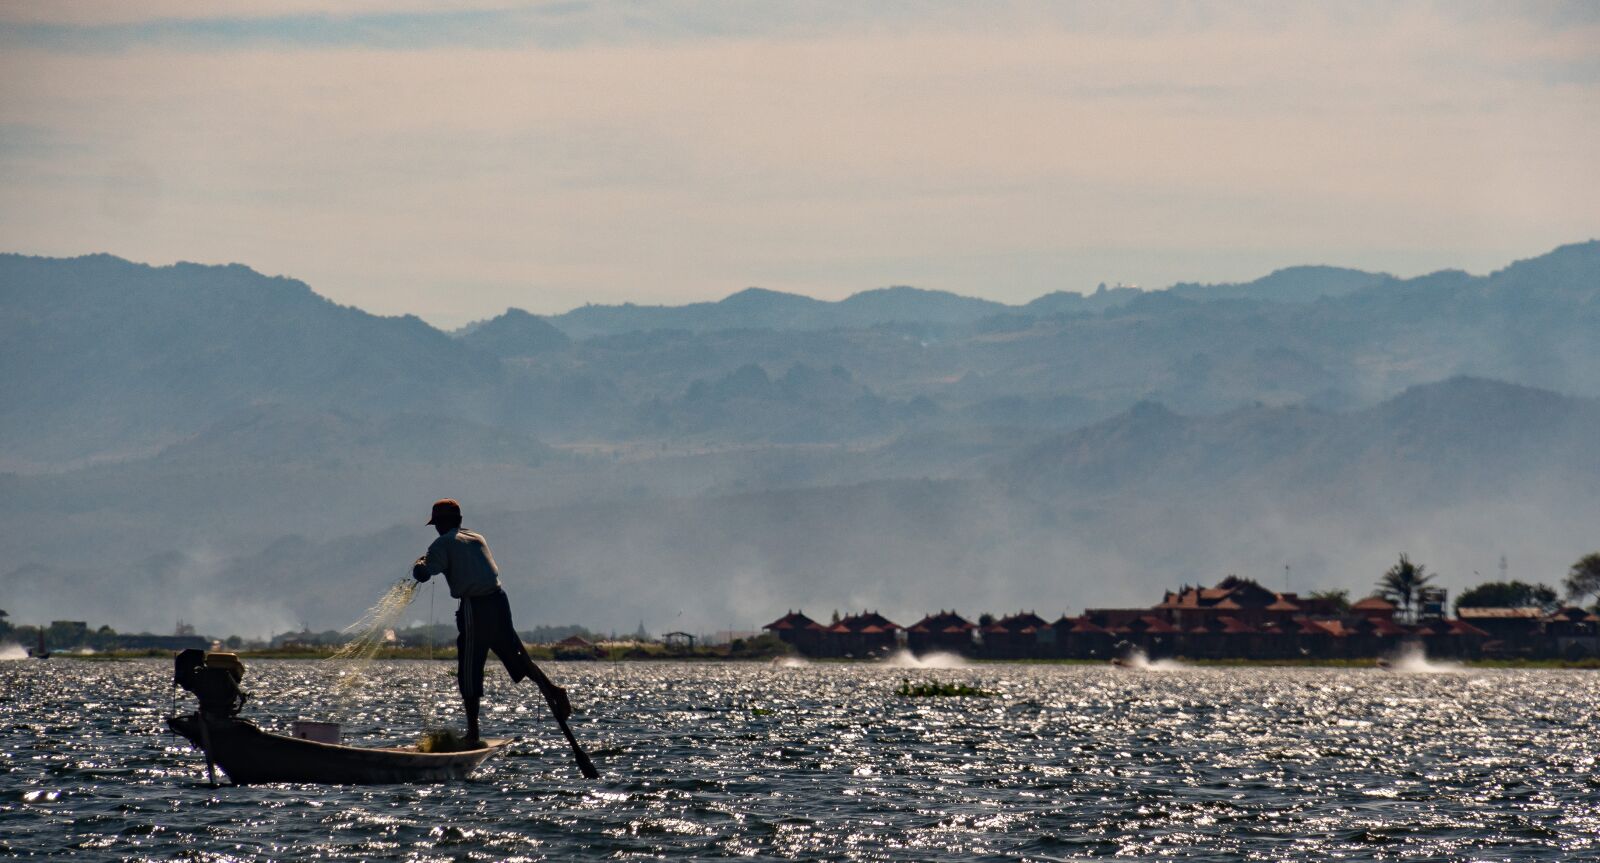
[32, 650, 1600, 669]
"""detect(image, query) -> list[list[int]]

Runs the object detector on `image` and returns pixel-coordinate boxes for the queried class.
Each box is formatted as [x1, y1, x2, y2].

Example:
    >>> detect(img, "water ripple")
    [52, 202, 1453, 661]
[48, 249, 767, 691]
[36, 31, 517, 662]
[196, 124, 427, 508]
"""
[3, 660, 1599, 860]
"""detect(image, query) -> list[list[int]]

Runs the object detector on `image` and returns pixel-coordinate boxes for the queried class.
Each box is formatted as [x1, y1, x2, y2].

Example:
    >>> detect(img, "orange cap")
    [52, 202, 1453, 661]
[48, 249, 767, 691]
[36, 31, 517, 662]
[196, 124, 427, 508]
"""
[426, 498, 462, 525]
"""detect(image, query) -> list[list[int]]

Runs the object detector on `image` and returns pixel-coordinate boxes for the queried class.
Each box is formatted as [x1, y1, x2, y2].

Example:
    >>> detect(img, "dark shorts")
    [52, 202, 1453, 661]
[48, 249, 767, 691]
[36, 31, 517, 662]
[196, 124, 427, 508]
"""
[455, 589, 531, 699]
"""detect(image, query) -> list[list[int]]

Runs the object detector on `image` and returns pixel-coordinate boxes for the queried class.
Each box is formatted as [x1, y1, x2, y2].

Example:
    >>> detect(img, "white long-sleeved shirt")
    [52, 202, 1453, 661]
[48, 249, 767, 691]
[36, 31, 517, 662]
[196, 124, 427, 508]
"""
[422, 528, 504, 599]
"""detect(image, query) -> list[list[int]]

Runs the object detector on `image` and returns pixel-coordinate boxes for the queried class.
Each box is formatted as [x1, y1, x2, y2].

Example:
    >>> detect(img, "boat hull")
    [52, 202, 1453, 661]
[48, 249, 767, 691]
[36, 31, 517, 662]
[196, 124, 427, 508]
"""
[167, 715, 508, 785]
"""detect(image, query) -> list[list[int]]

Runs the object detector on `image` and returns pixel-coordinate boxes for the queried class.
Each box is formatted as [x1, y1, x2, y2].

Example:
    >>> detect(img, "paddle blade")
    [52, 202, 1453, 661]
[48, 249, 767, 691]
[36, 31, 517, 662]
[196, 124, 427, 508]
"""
[557, 719, 600, 778]
[574, 747, 600, 779]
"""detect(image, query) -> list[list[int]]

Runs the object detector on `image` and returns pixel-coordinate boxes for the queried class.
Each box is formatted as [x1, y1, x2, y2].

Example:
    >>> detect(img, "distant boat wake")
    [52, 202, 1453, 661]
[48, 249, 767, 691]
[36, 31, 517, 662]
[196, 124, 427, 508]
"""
[1383, 642, 1465, 674]
[882, 649, 967, 668]
[1119, 648, 1188, 671]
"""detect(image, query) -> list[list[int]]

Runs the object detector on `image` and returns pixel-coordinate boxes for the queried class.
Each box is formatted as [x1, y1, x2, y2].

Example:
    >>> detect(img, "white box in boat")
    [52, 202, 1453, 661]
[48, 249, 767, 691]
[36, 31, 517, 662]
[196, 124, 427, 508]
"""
[290, 720, 341, 744]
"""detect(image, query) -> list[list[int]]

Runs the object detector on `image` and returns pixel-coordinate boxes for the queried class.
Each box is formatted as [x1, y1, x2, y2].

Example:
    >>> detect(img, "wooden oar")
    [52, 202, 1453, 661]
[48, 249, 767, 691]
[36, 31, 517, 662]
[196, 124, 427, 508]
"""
[526, 663, 599, 779]
[454, 584, 599, 778]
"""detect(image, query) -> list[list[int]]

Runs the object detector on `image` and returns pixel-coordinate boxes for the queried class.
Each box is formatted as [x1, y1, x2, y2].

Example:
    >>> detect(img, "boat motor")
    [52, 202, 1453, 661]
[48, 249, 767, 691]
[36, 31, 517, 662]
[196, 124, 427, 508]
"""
[173, 649, 249, 718]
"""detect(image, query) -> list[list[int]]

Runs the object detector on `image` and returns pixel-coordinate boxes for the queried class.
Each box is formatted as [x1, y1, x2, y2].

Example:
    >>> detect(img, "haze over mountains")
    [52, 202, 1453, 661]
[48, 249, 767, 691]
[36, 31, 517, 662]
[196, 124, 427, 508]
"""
[1, 243, 1597, 635]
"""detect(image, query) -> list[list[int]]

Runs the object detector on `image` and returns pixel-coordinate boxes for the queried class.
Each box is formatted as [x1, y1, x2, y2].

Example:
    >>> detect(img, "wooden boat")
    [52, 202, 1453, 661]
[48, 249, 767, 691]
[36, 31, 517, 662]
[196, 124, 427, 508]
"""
[166, 649, 509, 785]
[167, 714, 510, 785]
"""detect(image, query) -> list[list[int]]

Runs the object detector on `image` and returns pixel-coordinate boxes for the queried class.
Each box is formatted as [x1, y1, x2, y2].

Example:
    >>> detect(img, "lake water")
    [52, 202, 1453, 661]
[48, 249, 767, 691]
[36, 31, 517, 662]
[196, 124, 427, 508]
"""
[3, 658, 1599, 861]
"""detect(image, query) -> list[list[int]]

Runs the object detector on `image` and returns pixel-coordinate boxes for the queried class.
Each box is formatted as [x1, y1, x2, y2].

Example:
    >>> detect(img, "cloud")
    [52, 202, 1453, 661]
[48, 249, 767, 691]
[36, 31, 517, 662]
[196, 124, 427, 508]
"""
[1, 2, 1597, 324]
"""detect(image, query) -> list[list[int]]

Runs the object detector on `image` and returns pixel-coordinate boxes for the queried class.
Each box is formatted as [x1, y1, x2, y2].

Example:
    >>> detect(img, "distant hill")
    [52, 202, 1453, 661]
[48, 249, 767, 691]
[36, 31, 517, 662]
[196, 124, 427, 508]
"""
[456, 308, 571, 357]
[1000, 377, 1599, 499]
[550, 287, 829, 339]
[1022, 283, 1144, 316]
[0, 253, 500, 467]
[547, 266, 1394, 339]
[3, 243, 1599, 635]
[549, 285, 1008, 337]
[5, 242, 1599, 470]
[1168, 265, 1391, 303]
[9, 376, 1593, 635]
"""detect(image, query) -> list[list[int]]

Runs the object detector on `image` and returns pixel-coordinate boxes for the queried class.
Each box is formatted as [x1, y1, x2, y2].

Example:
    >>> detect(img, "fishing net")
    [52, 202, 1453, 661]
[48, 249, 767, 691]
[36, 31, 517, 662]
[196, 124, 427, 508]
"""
[327, 578, 419, 694]
[327, 578, 453, 738]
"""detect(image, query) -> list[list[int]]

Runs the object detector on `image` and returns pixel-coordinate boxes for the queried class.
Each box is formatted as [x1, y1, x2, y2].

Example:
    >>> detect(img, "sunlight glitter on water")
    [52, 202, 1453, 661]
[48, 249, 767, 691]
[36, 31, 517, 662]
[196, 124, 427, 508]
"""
[3, 659, 1600, 861]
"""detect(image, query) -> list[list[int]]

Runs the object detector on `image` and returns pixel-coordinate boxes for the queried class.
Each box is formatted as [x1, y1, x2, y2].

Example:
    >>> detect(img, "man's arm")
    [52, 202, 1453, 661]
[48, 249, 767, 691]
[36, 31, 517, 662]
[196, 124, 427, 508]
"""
[412, 541, 448, 582]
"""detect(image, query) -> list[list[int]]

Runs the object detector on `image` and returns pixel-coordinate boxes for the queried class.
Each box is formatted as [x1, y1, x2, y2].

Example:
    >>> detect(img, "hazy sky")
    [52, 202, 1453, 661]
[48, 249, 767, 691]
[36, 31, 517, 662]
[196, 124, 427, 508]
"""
[2, 1, 1597, 326]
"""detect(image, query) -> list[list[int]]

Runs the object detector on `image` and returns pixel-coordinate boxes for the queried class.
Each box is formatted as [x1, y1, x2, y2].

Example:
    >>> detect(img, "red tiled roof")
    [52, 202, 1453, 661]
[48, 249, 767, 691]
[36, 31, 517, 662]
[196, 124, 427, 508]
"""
[999, 612, 1050, 631]
[1157, 591, 1198, 608]
[912, 611, 975, 632]
[1447, 619, 1491, 637]
[1139, 615, 1181, 634]
[1456, 607, 1544, 619]
[1219, 616, 1257, 634]
[838, 611, 902, 631]
[1266, 599, 1301, 612]
[1351, 596, 1397, 611]
[1297, 619, 1346, 637]
[763, 611, 822, 631]
[1367, 618, 1409, 636]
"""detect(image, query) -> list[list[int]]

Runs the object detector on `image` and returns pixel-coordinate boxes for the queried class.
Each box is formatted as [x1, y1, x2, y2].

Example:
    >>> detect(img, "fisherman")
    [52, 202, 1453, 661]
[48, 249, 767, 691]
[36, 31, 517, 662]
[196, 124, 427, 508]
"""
[411, 498, 572, 742]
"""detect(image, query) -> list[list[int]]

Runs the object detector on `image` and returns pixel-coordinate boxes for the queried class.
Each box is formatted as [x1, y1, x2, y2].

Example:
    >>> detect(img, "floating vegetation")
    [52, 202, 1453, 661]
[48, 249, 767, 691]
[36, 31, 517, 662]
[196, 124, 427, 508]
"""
[894, 680, 992, 698]
[327, 579, 419, 695]
[416, 728, 477, 753]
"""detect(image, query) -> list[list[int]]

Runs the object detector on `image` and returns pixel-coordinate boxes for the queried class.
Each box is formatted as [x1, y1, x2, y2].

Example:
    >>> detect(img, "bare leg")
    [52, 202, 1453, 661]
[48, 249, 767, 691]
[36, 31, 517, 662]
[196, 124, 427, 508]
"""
[521, 656, 573, 721]
[458, 599, 489, 739]
[464, 694, 481, 741]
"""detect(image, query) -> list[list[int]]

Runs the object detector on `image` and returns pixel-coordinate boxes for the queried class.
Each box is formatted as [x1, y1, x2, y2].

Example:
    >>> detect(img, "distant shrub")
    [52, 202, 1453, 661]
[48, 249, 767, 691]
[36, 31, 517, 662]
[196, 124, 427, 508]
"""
[895, 679, 992, 698]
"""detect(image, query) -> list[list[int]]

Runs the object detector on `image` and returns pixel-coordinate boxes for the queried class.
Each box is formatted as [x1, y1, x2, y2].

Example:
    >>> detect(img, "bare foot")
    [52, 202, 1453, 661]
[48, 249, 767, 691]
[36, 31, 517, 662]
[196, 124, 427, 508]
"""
[542, 684, 573, 722]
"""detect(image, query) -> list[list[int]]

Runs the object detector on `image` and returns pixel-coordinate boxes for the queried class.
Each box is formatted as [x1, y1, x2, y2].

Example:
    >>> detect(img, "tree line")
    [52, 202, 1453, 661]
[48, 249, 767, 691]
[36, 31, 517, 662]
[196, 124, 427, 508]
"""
[1369, 552, 1600, 619]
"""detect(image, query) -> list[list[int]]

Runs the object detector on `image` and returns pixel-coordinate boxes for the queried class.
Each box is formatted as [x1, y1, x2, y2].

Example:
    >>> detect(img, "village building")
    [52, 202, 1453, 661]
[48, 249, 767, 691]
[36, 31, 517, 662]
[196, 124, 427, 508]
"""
[979, 612, 1050, 659]
[1455, 607, 1546, 654]
[906, 610, 977, 656]
[1545, 607, 1600, 659]
[1349, 596, 1398, 620]
[823, 611, 902, 658]
[763, 577, 1593, 660]
[761, 610, 825, 655]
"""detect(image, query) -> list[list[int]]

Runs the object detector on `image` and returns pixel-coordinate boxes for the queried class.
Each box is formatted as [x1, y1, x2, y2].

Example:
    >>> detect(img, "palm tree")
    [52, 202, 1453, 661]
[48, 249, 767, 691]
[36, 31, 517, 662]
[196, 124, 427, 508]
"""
[1377, 553, 1435, 623]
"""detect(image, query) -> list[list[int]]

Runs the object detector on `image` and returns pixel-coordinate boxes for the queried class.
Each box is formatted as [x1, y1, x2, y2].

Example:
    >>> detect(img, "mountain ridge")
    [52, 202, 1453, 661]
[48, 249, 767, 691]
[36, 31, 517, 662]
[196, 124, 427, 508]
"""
[3, 244, 1599, 633]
